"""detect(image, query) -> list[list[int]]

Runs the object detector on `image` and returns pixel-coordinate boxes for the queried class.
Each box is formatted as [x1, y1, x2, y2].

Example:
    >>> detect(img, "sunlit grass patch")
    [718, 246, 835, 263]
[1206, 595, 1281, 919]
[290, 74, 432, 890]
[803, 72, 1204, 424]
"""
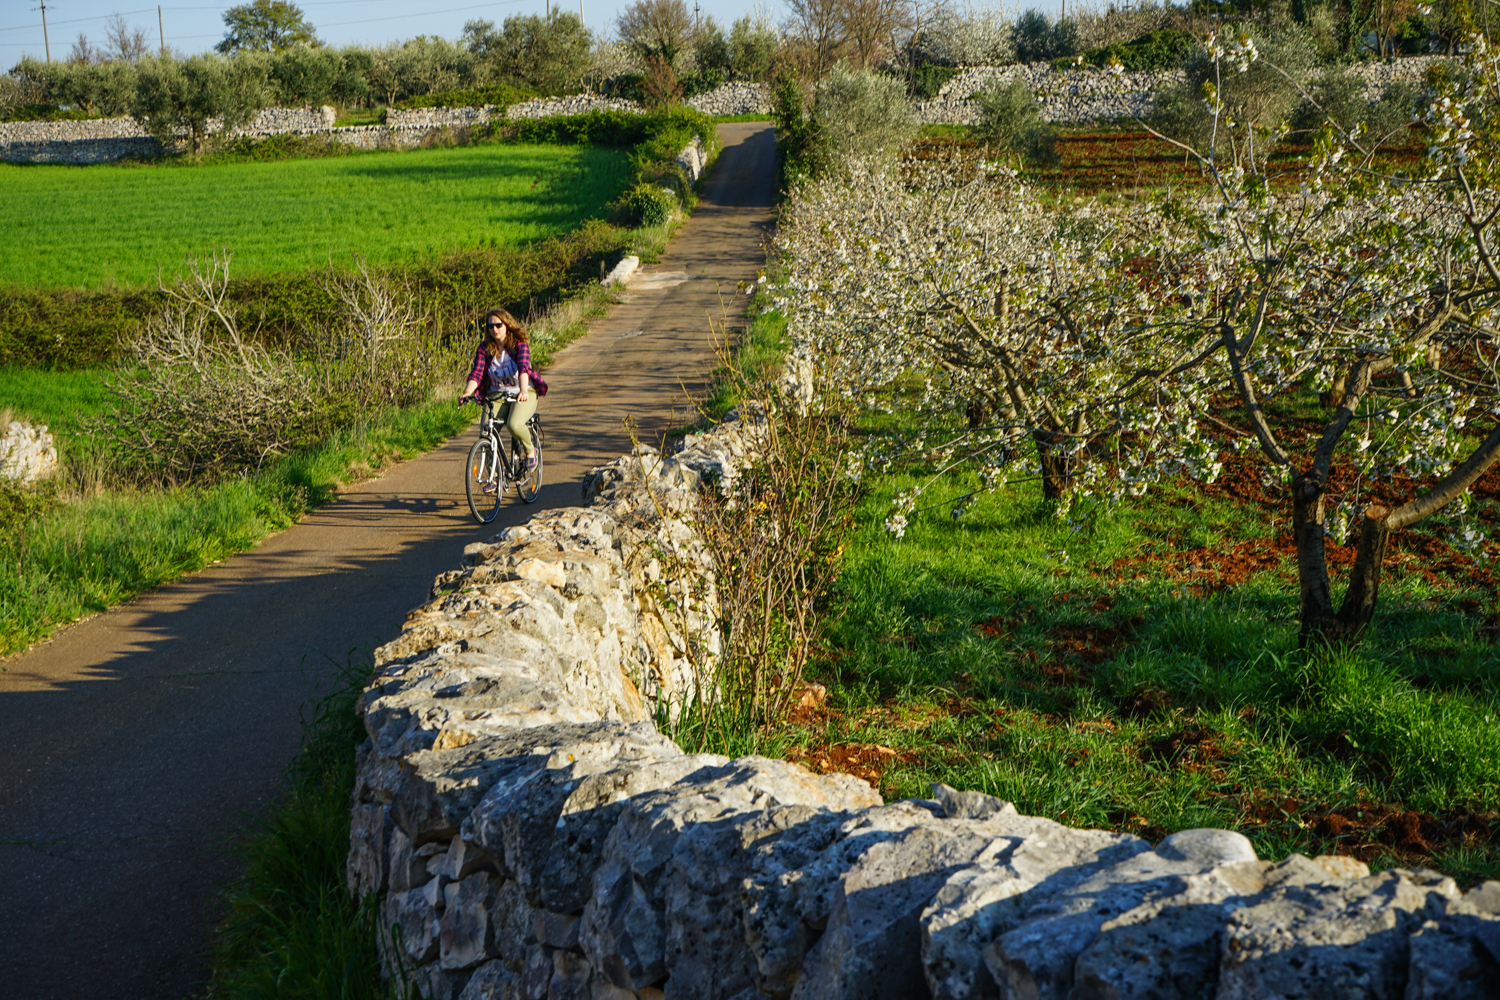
[0, 143, 631, 289]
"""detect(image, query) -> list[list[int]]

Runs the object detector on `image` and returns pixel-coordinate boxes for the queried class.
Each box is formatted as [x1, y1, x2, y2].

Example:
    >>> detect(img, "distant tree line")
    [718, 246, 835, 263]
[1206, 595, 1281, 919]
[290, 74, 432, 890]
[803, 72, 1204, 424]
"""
[3, 0, 1494, 136]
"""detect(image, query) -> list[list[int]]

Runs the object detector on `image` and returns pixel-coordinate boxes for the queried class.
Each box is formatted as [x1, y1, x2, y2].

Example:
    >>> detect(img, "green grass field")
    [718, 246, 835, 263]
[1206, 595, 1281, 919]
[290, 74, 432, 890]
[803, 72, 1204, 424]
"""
[0, 367, 111, 441]
[0, 143, 631, 289]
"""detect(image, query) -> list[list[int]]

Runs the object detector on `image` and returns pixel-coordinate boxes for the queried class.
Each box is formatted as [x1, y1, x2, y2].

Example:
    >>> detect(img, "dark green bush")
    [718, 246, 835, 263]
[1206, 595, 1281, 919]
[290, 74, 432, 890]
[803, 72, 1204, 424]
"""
[909, 63, 963, 100]
[974, 78, 1059, 168]
[1083, 29, 1199, 71]
[395, 83, 536, 110]
[1014, 9, 1079, 63]
[621, 183, 677, 226]
[0, 221, 634, 371]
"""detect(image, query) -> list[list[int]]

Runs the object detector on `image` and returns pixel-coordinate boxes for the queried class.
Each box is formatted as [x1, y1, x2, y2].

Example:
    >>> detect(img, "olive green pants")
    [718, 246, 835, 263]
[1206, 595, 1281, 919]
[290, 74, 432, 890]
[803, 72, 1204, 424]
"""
[496, 396, 537, 456]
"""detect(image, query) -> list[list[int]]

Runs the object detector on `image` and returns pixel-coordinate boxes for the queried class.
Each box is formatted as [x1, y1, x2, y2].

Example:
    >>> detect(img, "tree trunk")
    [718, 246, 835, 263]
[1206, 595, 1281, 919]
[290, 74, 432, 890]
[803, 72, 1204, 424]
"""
[1293, 471, 1339, 646]
[1334, 505, 1392, 641]
[1033, 430, 1073, 501]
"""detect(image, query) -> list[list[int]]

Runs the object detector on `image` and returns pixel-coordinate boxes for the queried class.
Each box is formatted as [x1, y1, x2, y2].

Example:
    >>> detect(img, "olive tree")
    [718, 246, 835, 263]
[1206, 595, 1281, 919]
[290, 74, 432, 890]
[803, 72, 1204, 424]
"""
[131, 54, 267, 154]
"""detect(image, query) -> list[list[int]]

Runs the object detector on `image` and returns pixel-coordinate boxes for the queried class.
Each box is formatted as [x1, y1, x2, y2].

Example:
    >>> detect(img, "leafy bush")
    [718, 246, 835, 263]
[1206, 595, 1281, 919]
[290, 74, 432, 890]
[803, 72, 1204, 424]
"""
[909, 63, 963, 100]
[974, 78, 1059, 167]
[0, 220, 635, 371]
[1083, 28, 1198, 71]
[1291, 72, 1421, 144]
[811, 64, 918, 174]
[771, 71, 822, 185]
[621, 183, 677, 226]
[1149, 27, 1318, 168]
[1014, 9, 1079, 63]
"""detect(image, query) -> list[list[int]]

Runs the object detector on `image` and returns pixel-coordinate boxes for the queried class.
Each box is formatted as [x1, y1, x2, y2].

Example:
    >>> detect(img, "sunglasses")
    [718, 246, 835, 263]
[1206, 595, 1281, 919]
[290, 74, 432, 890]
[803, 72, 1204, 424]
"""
[487, 322, 506, 330]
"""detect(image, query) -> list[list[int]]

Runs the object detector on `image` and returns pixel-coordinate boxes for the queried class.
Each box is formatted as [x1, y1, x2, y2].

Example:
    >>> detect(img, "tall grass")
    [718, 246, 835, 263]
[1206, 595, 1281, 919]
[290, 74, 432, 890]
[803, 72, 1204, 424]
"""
[0, 144, 631, 289]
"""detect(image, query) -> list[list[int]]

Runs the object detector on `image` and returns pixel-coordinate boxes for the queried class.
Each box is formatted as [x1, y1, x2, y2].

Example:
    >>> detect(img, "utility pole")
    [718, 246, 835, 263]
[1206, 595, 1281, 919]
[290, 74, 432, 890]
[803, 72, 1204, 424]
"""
[158, 5, 165, 55]
[579, 0, 584, 28]
[693, 0, 700, 34]
[35, 0, 52, 63]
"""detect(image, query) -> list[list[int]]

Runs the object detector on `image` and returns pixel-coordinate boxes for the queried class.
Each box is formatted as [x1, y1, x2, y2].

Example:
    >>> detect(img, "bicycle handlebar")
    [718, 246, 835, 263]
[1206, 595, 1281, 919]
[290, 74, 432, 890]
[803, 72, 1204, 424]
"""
[458, 389, 521, 408]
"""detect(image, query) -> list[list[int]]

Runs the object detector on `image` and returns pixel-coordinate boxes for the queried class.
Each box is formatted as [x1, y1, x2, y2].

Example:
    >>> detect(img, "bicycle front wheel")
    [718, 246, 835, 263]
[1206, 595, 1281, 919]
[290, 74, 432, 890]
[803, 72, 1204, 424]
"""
[466, 436, 503, 523]
[515, 423, 543, 503]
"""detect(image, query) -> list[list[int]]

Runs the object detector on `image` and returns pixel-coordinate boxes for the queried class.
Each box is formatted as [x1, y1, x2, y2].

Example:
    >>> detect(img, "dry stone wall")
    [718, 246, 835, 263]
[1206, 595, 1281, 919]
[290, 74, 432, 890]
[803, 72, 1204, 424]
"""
[919, 55, 1451, 125]
[348, 406, 1500, 1000]
[0, 59, 1447, 163]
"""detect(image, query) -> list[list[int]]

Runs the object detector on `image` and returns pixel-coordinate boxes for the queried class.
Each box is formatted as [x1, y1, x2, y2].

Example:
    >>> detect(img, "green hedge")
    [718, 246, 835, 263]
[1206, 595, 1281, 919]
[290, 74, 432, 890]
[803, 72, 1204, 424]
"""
[1081, 29, 1199, 72]
[394, 83, 537, 110]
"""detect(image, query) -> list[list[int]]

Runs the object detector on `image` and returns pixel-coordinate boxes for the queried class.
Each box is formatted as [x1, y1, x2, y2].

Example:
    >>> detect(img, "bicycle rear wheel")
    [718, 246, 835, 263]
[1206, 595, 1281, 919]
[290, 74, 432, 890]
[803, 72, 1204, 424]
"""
[514, 422, 543, 503]
[466, 436, 503, 523]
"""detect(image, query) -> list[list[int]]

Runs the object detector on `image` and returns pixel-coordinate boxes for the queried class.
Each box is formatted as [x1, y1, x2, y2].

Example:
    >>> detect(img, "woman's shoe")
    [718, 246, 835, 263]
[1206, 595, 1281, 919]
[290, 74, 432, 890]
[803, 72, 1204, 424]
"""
[525, 454, 538, 472]
[482, 481, 498, 494]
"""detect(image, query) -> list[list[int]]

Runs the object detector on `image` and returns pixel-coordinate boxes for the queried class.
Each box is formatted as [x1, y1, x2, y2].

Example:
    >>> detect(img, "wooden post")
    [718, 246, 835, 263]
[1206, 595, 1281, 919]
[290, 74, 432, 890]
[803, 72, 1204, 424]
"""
[158, 5, 165, 55]
[38, 0, 52, 62]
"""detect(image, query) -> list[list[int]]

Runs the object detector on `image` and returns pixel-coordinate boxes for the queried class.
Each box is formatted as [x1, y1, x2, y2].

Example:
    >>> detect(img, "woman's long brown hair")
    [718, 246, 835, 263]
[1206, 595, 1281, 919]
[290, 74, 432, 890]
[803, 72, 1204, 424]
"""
[480, 308, 529, 357]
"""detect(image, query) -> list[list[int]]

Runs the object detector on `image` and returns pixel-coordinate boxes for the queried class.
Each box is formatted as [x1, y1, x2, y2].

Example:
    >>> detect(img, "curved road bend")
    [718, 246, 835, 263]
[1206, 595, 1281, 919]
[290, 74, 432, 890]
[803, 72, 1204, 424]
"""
[0, 122, 777, 1000]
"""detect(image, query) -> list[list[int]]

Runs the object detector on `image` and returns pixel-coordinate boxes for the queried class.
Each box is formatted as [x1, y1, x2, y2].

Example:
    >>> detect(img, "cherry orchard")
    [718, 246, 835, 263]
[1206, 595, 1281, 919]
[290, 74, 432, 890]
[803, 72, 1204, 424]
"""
[771, 36, 1500, 646]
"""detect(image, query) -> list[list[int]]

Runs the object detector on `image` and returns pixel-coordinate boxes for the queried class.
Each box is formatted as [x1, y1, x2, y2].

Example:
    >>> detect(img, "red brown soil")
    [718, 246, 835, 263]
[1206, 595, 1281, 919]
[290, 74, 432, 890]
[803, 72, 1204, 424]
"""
[1243, 793, 1498, 865]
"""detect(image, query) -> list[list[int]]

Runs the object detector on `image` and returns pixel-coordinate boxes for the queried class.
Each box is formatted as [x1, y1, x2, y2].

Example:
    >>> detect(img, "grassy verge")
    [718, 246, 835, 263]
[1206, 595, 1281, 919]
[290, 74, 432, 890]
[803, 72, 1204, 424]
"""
[208, 660, 387, 1000]
[0, 397, 471, 655]
[782, 437, 1500, 885]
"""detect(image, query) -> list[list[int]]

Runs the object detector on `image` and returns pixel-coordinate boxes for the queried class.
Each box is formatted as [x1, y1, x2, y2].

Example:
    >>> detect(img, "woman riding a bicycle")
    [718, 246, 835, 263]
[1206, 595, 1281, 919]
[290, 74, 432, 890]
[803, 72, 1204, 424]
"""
[460, 307, 548, 477]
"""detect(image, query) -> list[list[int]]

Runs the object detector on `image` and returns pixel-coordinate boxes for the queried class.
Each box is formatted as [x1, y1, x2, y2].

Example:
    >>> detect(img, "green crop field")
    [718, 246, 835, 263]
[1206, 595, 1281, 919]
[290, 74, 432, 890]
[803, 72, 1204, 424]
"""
[0, 143, 631, 290]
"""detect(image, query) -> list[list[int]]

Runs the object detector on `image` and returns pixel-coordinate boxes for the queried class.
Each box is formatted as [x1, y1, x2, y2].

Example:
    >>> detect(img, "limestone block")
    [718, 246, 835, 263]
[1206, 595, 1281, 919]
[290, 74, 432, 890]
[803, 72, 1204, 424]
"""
[549, 949, 594, 1000]
[794, 823, 1003, 999]
[1218, 866, 1460, 999]
[523, 944, 554, 999]
[348, 802, 392, 897]
[459, 960, 524, 1000]
[385, 887, 443, 967]
[442, 872, 500, 970]
[0, 421, 58, 482]
[459, 726, 709, 913]
[536, 910, 582, 949]
[492, 878, 538, 966]
[578, 756, 879, 996]
[920, 799, 1151, 1000]
[1069, 861, 1268, 1000]
[982, 832, 1260, 1000]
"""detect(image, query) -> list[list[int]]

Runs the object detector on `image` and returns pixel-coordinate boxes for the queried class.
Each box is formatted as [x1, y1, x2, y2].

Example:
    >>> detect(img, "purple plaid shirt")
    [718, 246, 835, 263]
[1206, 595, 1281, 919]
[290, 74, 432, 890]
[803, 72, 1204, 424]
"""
[467, 343, 548, 400]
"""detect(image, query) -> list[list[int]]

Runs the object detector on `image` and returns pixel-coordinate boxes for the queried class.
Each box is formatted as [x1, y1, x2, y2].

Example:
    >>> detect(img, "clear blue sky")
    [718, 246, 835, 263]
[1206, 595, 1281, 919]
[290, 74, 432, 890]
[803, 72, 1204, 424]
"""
[1, 0, 1066, 66]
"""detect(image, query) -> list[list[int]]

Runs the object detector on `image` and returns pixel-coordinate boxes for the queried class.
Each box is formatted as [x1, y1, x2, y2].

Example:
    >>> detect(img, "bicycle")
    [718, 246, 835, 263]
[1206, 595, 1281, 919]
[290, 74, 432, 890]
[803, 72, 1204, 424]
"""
[458, 389, 544, 523]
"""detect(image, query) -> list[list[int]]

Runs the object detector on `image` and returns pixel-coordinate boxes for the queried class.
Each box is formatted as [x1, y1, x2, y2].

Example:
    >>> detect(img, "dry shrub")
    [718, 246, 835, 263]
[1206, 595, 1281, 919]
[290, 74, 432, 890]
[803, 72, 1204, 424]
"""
[99, 253, 457, 484]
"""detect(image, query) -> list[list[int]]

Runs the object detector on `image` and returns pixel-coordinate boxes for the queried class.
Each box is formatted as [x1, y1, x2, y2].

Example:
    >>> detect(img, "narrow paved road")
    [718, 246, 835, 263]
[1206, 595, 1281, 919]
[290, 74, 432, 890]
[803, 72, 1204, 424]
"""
[0, 122, 776, 1000]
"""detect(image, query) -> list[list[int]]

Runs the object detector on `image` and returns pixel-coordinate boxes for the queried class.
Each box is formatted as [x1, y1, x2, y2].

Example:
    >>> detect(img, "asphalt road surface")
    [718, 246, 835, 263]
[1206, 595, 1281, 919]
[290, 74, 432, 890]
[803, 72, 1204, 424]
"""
[0, 121, 777, 1000]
